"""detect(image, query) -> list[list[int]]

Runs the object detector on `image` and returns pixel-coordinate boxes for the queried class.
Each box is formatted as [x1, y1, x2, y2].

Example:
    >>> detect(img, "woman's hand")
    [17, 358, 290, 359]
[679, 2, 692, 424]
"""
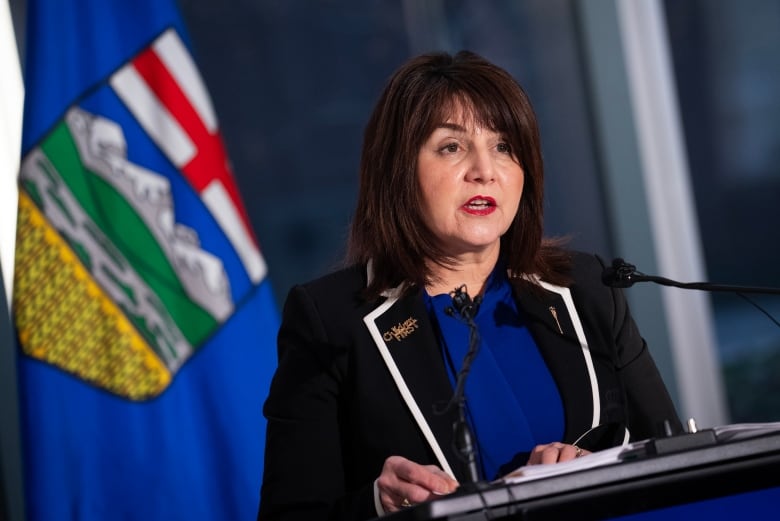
[376, 456, 459, 513]
[526, 442, 590, 465]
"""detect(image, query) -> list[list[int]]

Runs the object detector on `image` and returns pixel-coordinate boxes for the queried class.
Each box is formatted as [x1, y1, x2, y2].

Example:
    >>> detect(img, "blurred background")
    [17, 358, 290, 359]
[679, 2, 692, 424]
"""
[170, 0, 780, 424]
[5, 0, 780, 473]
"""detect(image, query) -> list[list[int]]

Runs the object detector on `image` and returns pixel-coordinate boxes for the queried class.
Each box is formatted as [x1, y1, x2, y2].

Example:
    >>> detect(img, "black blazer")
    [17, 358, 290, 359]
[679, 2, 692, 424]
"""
[258, 252, 681, 521]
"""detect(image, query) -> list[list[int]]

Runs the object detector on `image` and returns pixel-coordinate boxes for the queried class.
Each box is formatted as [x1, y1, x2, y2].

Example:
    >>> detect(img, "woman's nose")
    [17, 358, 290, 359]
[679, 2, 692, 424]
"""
[464, 148, 496, 183]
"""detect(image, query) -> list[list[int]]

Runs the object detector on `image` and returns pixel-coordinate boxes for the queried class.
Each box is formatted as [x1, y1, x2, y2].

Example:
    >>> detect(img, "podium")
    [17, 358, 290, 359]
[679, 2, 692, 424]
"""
[381, 429, 780, 520]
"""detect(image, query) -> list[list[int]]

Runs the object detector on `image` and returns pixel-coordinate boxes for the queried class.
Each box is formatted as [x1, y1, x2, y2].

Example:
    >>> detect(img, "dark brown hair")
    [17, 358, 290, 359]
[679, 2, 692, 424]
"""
[348, 50, 570, 299]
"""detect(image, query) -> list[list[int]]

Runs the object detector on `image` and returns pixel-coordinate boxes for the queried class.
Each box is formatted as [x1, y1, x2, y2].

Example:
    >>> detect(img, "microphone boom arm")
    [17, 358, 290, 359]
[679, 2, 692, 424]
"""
[602, 258, 780, 295]
[637, 274, 780, 295]
[602, 257, 780, 329]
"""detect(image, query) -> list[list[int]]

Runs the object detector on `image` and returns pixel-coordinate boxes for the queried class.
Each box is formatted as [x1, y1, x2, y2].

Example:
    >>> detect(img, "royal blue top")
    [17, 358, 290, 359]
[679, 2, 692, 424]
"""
[425, 266, 564, 480]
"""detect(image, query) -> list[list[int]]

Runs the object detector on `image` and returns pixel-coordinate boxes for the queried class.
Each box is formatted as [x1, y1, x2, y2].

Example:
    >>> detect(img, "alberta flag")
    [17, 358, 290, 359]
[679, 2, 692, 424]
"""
[14, 1, 278, 520]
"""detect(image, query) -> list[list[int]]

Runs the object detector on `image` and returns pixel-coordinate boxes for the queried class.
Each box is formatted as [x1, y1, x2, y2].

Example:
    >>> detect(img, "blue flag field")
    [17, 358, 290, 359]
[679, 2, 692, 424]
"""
[13, 1, 279, 519]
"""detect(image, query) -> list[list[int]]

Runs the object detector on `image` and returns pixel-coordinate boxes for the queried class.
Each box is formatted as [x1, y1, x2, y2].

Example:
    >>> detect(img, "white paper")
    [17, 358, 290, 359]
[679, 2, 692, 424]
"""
[498, 421, 780, 486]
[498, 442, 637, 485]
[712, 421, 780, 443]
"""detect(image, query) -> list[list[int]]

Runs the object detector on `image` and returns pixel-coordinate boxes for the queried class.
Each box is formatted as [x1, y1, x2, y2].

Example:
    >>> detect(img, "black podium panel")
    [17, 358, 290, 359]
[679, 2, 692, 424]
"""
[381, 431, 780, 520]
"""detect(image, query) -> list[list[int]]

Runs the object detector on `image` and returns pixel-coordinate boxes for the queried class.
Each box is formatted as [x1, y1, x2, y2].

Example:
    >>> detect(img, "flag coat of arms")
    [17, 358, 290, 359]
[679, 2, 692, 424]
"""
[14, 1, 279, 519]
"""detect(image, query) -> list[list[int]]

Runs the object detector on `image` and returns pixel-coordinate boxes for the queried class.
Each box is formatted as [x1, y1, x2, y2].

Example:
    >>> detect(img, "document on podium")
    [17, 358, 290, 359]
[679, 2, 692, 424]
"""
[712, 421, 780, 442]
[499, 421, 780, 486]
[499, 442, 634, 484]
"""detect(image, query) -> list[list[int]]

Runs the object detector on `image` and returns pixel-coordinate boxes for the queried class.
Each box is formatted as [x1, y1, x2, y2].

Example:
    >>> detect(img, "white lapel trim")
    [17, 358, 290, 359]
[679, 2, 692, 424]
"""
[529, 276, 601, 429]
[362, 279, 456, 479]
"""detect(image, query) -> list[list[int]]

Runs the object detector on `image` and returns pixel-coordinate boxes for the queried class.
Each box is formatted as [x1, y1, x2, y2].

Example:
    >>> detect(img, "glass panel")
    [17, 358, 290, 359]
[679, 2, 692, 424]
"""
[664, 0, 780, 421]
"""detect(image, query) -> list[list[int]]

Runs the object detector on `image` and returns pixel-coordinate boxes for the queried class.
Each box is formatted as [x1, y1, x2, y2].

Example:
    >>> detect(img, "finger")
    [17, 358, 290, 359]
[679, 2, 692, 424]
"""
[377, 489, 394, 513]
[377, 457, 454, 511]
[376, 457, 415, 512]
[376, 478, 421, 513]
[378, 480, 438, 512]
[422, 465, 459, 494]
[378, 490, 413, 513]
[395, 459, 455, 496]
[526, 443, 552, 465]
[539, 444, 563, 464]
[558, 444, 580, 462]
[575, 446, 592, 458]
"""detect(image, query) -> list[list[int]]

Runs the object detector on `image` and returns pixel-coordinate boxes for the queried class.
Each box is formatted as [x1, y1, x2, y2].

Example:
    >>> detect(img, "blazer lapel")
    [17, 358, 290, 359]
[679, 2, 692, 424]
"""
[363, 289, 463, 480]
[361, 270, 604, 475]
[510, 277, 601, 442]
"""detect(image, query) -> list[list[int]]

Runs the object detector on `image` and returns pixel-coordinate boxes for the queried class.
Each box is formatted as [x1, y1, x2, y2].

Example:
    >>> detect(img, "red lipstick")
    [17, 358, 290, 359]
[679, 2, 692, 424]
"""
[462, 195, 496, 216]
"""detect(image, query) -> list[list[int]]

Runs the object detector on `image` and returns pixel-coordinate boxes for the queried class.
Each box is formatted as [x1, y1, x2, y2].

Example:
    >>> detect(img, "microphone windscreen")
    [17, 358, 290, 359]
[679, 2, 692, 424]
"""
[602, 258, 635, 288]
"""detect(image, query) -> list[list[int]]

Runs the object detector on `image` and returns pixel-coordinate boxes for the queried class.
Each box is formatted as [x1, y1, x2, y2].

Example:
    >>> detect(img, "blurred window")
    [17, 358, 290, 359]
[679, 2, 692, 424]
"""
[665, 0, 780, 421]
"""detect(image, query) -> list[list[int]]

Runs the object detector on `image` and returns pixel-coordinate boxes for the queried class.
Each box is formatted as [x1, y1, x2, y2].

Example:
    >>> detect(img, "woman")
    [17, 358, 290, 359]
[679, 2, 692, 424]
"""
[257, 50, 681, 521]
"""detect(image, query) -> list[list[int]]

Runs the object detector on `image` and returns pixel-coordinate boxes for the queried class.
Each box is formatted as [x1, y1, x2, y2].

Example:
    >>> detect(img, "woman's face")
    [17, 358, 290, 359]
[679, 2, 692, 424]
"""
[416, 107, 524, 260]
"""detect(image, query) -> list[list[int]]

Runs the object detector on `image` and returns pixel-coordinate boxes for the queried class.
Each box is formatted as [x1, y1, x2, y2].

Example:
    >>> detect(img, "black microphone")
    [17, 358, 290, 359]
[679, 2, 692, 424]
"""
[449, 284, 482, 320]
[440, 284, 483, 485]
[601, 257, 780, 330]
[600, 256, 780, 447]
[601, 258, 640, 288]
[601, 257, 780, 295]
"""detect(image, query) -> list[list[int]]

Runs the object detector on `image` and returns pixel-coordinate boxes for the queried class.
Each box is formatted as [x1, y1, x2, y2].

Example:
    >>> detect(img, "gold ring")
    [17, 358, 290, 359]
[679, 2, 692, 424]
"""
[574, 445, 583, 458]
[401, 498, 412, 508]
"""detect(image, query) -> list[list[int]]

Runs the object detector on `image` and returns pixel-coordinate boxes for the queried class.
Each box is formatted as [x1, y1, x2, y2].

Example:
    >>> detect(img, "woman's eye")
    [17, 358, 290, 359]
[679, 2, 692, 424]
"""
[497, 142, 511, 154]
[441, 143, 459, 154]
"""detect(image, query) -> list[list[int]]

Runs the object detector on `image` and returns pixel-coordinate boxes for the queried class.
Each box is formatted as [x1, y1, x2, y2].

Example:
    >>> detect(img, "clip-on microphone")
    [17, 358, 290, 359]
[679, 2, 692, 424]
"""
[442, 284, 483, 486]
